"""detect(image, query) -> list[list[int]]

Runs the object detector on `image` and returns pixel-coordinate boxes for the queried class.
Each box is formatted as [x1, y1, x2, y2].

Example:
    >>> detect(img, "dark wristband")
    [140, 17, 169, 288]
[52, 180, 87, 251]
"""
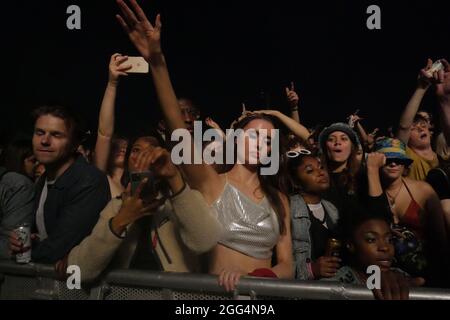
[109, 217, 127, 239]
[170, 179, 187, 199]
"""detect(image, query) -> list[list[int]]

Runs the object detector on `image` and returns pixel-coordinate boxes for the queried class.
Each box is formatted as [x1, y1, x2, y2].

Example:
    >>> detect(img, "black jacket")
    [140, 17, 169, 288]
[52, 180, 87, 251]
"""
[32, 156, 111, 263]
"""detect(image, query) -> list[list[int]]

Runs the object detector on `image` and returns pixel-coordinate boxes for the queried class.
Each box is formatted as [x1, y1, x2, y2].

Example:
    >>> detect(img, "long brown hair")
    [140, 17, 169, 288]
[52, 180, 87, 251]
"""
[230, 113, 288, 234]
[322, 141, 360, 194]
[107, 135, 129, 177]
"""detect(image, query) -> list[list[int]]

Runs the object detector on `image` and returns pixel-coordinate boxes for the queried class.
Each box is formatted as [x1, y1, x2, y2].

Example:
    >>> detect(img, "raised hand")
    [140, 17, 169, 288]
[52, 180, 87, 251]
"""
[285, 82, 299, 109]
[109, 53, 132, 84]
[205, 117, 225, 138]
[366, 152, 386, 170]
[435, 59, 450, 103]
[205, 117, 221, 131]
[349, 114, 362, 128]
[369, 128, 380, 137]
[418, 58, 439, 89]
[145, 147, 179, 180]
[350, 114, 363, 123]
[116, 0, 162, 62]
[367, 128, 379, 148]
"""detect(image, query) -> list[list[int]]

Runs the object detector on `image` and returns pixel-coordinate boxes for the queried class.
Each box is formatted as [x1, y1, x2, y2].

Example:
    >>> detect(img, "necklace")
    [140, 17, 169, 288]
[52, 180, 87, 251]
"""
[385, 180, 403, 210]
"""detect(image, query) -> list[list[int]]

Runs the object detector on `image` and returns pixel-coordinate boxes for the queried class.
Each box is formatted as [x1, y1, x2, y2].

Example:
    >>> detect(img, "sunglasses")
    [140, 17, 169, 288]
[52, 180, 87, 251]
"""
[286, 149, 312, 158]
[385, 158, 408, 166]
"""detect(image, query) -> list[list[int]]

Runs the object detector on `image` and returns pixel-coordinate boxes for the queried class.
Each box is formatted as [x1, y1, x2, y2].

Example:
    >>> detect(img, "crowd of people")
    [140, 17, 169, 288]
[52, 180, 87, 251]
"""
[1, 0, 450, 300]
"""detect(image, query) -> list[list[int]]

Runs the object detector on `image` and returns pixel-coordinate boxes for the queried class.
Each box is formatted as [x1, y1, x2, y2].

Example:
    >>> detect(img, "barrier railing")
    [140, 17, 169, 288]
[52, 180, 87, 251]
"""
[1, 260, 450, 300]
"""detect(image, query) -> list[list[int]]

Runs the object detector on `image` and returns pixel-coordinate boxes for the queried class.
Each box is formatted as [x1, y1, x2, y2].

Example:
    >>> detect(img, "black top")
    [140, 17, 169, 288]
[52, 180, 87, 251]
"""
[32, 155, 111, 263]
[323, 169, 392, 232]
[308, 207, 335, 260]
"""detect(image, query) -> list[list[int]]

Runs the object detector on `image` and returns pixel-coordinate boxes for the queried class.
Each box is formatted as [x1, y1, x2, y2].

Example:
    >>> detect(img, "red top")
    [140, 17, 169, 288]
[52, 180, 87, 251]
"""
[399, 180, 424, 238]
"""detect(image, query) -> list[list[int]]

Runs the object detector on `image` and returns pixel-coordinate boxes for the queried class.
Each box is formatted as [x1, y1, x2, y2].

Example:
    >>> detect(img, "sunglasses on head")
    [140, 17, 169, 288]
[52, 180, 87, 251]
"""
[286, 149, 312, 158]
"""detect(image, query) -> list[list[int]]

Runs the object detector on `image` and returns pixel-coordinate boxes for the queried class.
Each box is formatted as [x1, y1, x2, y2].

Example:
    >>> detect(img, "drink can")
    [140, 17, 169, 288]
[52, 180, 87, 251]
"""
[325, 238, 342, 257]
[14, 223, 31, 264]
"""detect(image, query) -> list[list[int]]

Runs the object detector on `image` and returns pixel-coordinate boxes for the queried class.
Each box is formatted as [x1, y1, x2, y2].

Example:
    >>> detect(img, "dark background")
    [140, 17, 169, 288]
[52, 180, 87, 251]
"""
[2, 0, 450, 143]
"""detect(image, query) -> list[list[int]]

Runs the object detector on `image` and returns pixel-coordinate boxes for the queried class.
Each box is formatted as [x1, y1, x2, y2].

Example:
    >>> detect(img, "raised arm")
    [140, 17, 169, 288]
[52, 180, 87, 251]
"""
[396, 59, 434, 144]
[255, 109, 310, 141]
[435, 59, 450, 142]
[115, 0, 223, 203]
[205, 117, 225, 138]
[366, 153, 385, 198]
[145, 147, 223, 253]
[285, 82, 300, 123]
[94, 54, 131, 172]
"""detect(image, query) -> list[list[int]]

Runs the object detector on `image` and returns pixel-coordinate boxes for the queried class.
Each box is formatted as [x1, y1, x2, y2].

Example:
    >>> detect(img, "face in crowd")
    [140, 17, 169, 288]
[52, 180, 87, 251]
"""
[113, 138, 128, 169]
[293, 156, 329, 194]
[178, 98, 200, 134]
[349, 218, 395, 272]
[127, 136, 160, 171]
[326, 131, 353, 164]
[409, 119, 432, 150]
[236, 118, 275, 167]
[380, 159, 407, 181]
[32, 114, 76, 167]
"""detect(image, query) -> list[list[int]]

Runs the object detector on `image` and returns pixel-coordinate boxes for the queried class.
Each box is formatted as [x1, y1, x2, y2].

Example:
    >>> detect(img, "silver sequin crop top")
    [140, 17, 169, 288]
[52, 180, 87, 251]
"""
[212, 182, 280, 259]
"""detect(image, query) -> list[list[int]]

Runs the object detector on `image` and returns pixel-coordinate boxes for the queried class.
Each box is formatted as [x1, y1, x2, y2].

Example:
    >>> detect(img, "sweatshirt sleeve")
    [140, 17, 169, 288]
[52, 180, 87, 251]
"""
[169, 184, 223, 254]
[67, 199, 124, 283]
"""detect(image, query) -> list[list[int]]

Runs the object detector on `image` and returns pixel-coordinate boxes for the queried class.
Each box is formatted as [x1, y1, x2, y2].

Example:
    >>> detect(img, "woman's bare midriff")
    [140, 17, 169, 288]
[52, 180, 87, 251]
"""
[209, 244, 272, 275]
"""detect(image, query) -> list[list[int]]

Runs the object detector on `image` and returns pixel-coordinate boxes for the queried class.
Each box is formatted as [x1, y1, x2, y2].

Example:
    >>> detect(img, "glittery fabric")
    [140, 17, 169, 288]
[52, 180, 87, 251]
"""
[212, 183, 280, 259]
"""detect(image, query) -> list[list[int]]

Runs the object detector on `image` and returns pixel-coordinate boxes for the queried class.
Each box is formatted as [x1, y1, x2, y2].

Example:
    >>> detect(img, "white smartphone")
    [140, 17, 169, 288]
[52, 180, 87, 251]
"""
[126, 56, 149, 73]
[426, 60, 444, 77]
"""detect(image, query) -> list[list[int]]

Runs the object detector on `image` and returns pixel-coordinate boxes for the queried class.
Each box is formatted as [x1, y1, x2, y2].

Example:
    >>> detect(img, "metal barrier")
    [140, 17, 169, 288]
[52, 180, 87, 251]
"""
[1, 260, 450, 300]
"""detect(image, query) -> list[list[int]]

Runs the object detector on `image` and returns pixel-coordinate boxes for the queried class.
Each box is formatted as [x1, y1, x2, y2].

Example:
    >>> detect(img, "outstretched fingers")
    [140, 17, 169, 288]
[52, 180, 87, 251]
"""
[130, 0, 149, 22]
[134, 177, 148, 198]
[117, 0, 139, 26]
[116, 14, 131, 33]
[155, 13, 162, 30]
